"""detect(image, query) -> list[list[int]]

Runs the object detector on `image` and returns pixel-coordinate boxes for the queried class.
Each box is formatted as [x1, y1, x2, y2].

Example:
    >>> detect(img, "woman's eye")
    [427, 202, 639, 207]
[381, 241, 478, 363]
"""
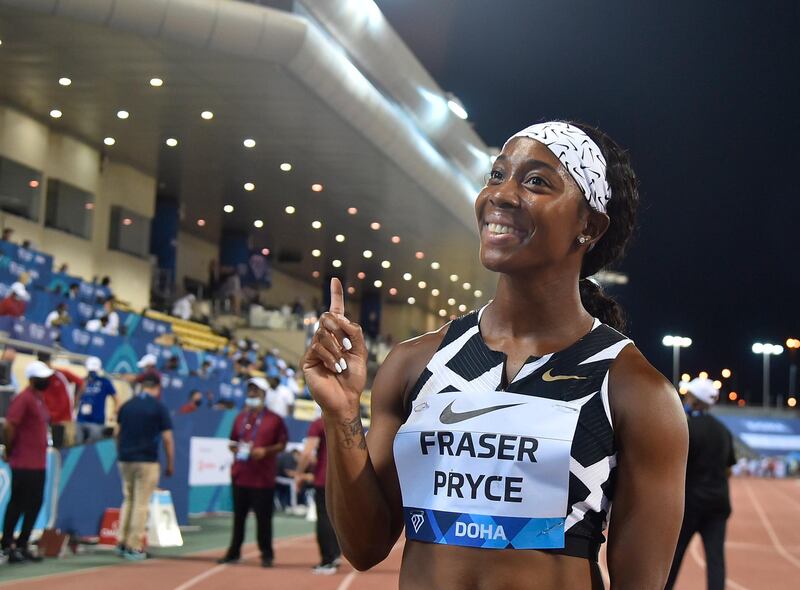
[524, 175, 547, 187]
[485, 170, 503, 184]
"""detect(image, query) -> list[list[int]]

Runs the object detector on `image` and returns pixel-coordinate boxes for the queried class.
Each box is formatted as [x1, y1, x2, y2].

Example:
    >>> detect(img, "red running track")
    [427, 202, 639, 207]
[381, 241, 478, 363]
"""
[1, 478, 797, 590]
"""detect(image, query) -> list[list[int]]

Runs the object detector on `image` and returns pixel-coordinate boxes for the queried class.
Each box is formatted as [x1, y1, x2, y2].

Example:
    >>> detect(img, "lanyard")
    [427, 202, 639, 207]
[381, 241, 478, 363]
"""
[239, 410, 266, 442]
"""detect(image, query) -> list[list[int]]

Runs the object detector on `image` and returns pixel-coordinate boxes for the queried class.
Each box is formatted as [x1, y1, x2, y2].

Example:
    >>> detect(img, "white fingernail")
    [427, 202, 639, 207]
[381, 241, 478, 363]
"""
[343, 338, 352, 351]
[339, 357, 347, 371]
[334, 362, 342, 373]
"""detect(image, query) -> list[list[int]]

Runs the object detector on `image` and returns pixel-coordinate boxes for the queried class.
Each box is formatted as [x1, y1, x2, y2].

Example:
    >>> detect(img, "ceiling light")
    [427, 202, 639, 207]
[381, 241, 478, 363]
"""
[116, 110, 129, 119]
[403, 273, 412, 281]
[261, 248, 270, 256]
[473, 289, 482, 297]
[447, 97, 468, 120]
[431, 261, 440, 269]
[415, 251, 425, 259]
[312, 271, 320, 278]
[253, 219, 264, 228]
[362, 250, 373, 259]
[311, 249, 321, 257]
[243, 182, 255, 191]
[311, 183, 323, 192]
[418, 281, 427, 289]
[332, 259, 342, 268]
[49, 109, 62, 119]
[279, 162, 292, 171]
[389, 288, 398, 296]
[201, 110, 214, 120]
[347, 286, 356, 295]
[122, 218, 133, 226]
[357, 272, 366, 279]
[58, 77, 71, 86]
[243, 138, 256, 148]
[448, 298, 456, 305]
[373, 280, 382, 288]
[391, 235, 400, 244]
[285, 205, 296, 214]
[149, 78, 163, 87]
[197, 219, 206, 227]
[439, 309, 447, 317]
[431, 288, 440, 296]
[332, 234, 345, 244]
[103, 137, 115, 146]
[449, 274, 459, 282]
[381, 260, 391, 269]
[28, 180, 39, 189]
[462, 282, 471, 290]
[458, 304, 467, 312]
[370, 221, 381, 230]
[223, 204, 234, 213]
[347, 207, 358, 215]
[407, 297, 416, 304]
[165, 138, 178, 147]
[84, 202, 94, 210]
[311, 220, 322, 229]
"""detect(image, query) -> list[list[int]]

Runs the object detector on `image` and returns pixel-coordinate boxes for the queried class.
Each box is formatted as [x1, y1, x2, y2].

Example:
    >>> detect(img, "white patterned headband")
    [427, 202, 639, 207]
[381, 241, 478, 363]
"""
[506, 122, 611, 214]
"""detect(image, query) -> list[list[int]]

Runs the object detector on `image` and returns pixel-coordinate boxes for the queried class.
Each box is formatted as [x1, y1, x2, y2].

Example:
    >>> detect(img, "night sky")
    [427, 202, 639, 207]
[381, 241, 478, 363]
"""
[376, 0, 800, 403]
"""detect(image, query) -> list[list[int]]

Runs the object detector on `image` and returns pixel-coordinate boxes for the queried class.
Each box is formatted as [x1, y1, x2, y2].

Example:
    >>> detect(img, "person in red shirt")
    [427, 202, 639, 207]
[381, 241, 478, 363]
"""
[217, 378, 287, 568]
[296, 414, 341, 575]
[37, 353, 84, 448]
[1, 361, 51, 564]
[0, 282, 29, 318]
[178, 390, 204, 414]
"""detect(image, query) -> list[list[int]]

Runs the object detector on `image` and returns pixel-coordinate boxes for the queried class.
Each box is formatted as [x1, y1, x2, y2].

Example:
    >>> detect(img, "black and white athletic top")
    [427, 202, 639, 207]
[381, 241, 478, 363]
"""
[392, 306, 632, 561]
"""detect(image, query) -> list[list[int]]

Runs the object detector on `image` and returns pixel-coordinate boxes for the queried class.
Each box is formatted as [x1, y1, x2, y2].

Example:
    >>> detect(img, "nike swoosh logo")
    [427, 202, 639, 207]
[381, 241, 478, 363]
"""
[439, 401, 523, 424]
[542, 368, 587, 382]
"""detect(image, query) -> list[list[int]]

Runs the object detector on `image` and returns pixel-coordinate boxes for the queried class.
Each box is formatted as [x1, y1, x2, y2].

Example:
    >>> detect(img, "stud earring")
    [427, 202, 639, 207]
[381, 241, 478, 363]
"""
[578, 236, 588, 245]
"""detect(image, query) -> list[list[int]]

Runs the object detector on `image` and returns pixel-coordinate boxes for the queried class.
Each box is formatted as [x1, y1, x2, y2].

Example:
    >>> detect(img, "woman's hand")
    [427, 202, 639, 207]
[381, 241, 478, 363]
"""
[302, 278, 368, 417]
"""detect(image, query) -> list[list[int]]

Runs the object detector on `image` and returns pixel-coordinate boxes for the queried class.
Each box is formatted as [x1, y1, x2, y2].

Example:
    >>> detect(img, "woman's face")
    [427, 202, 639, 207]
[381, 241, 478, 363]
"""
[474, 137, 589, 276]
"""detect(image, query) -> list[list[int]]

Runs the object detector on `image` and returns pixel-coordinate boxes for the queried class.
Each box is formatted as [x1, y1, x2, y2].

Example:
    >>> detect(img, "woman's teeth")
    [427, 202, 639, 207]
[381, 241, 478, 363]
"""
[487, 223, 515, 235]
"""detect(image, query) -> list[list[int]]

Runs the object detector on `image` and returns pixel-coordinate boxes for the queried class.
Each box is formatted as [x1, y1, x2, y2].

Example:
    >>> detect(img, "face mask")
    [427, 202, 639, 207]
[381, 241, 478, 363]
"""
[244, 397, 263, 409]
[193, 399, 202, 407]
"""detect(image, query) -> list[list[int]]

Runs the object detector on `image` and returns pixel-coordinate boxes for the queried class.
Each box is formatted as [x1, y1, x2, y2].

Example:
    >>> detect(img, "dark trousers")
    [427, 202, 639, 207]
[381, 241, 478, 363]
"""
[1, 469, 46, 550]
[665, 508, 728, 590]
[314, 486, 340, 565]
[226, 485, 275, 560]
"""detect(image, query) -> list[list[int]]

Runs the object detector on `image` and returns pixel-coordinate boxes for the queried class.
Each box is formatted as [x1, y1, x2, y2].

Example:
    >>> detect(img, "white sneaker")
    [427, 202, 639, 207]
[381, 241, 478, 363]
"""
[312, 562, 338, 575]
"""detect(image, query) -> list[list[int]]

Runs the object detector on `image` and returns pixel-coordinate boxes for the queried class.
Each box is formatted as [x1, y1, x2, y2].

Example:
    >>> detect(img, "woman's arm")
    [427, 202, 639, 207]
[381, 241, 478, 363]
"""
[607, 347, 689, 590]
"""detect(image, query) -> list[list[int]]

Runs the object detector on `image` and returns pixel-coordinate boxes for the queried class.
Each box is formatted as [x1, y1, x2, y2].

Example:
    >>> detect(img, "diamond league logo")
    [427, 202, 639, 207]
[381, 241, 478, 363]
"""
[410, 510, 425, 533]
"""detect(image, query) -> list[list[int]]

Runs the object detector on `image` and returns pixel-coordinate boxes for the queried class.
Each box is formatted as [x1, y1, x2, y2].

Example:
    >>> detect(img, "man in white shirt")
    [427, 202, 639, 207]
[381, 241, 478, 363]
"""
[265, 376, 295, 418]
[45, 303, 71, 328]
[171, 294, 195, 321]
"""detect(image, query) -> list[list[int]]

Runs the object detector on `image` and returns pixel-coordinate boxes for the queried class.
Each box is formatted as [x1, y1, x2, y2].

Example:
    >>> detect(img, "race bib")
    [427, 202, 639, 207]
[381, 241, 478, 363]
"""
[235, 442, 252, 462]
[81, 403, 93, 416]
[393, 391, 581, 550]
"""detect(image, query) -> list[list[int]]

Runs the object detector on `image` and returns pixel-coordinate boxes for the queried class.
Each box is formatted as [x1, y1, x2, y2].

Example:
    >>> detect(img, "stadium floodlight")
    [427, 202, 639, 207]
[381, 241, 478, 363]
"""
[662, 334, 692, 386]
[752, 342, 783, 408]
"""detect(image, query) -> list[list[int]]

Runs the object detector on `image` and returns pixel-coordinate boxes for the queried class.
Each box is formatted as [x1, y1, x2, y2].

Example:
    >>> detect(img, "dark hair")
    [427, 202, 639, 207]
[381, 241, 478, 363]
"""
[569, 121, 640, 333]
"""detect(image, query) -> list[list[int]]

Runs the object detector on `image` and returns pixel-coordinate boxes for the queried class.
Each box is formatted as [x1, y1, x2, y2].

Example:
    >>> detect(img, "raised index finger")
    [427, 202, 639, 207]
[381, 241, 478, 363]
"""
[329, 277, 345, 316]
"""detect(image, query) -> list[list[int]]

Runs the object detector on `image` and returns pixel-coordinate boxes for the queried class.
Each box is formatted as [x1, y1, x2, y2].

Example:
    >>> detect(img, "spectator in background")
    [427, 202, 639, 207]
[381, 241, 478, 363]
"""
[130, 353, 161, 386]
[101, 298, 120, 336]
[266, 376, 295, 419]
[179, 390, 204, 414]
[171, 293, 195, 321]
[115, 374, 174, 561]
[20, 240, 31, 250]
[68, 283, 80, 300]
[666, 378, 736, 590]
[192, 360, 214, 379]
[37, 353, 83, 448]
[2, 227, 13, 242]
[233, 358, 251, 383]
[295, 415, 340, 575]
[0, 282, 29, 318]
[45, 302, 71, 329]
[1, 361, 52, 564]
[74, 356, 116, 444]
[84, 315, 108, 333]
[0, 346, 19, 393]
[162, 355, 180, 373]
[217, 378, 287, 568]
[57, 263, 68, 274]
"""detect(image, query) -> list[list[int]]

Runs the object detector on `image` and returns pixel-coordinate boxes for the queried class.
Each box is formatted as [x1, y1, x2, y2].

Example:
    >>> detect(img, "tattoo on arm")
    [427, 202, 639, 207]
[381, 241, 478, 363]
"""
[340, 416, 367, 450]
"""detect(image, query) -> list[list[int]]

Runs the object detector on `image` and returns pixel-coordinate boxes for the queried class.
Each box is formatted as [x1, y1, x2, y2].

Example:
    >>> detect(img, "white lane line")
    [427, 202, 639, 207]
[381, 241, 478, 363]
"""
[172, 534, 312, 590]
[688, 537, 751, 590]
[744, 481, 800, 569]
[759, 481, 800, 512]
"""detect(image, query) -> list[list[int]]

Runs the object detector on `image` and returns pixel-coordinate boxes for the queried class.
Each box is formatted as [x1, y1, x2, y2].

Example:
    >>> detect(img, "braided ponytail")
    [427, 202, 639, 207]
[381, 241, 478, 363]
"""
[569, 122, 640, 332]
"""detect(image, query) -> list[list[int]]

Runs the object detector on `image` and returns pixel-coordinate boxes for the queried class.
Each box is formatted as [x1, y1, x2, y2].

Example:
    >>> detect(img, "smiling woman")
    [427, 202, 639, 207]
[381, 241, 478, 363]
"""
[303, 121, 688, 590]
